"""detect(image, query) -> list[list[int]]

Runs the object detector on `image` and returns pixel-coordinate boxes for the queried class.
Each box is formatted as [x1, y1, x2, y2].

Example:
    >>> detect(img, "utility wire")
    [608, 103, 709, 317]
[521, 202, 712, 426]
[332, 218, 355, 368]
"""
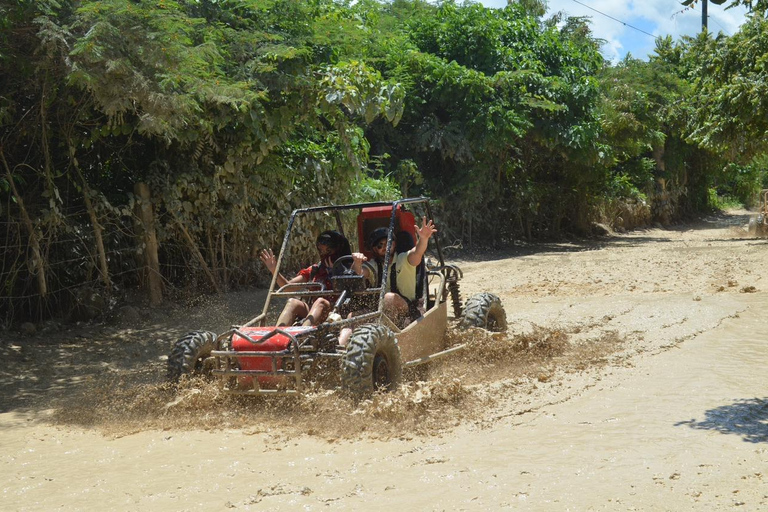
[570, 0, 657, 38]
[708, 15, 731, 35]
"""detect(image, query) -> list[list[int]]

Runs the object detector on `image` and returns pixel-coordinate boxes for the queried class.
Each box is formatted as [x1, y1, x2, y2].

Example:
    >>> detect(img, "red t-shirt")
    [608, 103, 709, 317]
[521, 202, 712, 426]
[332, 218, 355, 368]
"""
[297, 263, 333, 294]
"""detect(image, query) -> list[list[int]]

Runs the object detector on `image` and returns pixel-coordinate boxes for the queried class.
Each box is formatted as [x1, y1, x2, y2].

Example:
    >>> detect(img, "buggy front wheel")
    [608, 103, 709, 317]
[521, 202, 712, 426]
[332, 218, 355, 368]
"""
[341, 324, 402, 397]
[167, 330, 218, 382]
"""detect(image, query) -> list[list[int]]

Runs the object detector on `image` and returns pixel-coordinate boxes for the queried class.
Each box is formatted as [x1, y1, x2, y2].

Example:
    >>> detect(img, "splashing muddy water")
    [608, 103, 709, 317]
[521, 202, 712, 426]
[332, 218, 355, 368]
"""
[1, 210, 767, 510]
[46, 324, 621, 440]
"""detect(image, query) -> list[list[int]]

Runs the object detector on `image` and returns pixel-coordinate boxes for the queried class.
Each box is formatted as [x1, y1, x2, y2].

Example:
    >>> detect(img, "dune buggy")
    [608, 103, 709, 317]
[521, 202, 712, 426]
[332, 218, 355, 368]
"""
[167, 197, 507, 397]
[748, 189, 768, 237]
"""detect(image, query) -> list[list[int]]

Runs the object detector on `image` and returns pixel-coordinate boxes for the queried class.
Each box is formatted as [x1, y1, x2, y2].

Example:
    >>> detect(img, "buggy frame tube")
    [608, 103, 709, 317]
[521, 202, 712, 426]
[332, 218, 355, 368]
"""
[242, 197, 435, 329]
[375, 202, 399, 312]
[424, 201, 445, 267]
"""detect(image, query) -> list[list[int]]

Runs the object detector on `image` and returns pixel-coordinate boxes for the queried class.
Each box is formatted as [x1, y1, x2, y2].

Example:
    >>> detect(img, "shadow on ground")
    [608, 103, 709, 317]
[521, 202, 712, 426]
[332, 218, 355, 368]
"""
[446, 209, 763, 263]
[0, 289, 270, 414]
[676, 397, 768, 443]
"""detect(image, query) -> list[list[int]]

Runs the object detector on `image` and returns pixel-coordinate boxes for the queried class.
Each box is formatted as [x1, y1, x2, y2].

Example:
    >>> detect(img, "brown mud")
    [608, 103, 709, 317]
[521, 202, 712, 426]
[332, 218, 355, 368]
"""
[1, 209, 767, 510]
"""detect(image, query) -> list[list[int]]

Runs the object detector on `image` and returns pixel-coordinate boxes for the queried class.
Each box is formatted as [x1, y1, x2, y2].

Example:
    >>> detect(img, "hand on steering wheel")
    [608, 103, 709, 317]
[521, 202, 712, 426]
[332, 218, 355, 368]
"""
[331, 255, 359, 276]
[332, 255, 377, 286]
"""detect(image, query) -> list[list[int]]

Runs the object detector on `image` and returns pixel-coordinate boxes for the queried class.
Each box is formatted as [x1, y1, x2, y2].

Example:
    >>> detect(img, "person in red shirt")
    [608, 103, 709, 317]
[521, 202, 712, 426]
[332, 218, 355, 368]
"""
[260, 230, 351, 326]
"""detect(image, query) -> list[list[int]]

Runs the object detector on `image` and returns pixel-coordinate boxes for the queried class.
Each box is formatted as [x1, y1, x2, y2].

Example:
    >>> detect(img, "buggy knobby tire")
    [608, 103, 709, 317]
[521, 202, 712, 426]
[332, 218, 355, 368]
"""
[167, 330, 218, 382]
[459, 292, 507, 332]
[341, 324, 402, 397]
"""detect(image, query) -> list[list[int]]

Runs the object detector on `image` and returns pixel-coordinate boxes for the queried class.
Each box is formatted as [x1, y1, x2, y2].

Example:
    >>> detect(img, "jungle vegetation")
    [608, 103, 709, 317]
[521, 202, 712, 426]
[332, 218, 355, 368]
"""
[1, 0, 767, 322]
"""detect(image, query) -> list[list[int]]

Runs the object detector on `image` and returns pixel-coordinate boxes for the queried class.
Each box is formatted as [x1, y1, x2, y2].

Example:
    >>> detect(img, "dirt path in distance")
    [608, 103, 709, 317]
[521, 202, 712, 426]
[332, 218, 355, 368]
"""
[1, 209, 767, 511]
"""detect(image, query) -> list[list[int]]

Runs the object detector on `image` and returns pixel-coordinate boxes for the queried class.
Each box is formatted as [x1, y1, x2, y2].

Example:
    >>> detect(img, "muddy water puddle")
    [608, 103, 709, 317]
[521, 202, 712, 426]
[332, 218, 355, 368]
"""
[3, 298, 765, 511]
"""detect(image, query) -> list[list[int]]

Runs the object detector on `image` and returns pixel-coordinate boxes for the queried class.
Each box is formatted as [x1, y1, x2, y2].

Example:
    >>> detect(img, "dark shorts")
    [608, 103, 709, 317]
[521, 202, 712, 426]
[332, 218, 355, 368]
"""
[404, 296, 422, 322]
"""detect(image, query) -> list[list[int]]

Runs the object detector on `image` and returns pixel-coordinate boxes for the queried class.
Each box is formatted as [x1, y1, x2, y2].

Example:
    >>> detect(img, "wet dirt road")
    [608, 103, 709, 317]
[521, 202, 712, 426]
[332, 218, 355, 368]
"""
[1, 211, 767, 510]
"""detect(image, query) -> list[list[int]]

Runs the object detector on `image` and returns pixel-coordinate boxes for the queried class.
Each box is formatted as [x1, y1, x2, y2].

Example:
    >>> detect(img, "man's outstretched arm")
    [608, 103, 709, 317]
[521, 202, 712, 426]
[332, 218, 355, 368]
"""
[408, 217, 437, 267]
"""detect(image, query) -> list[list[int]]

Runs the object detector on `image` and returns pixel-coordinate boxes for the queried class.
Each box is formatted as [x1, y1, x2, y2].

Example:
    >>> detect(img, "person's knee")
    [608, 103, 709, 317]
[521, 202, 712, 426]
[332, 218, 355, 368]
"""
[309, 298, 331, 317]
[383, 293, 408, 321]
[286, 298, 304, 309]
[278, 298, 308, 326]
[284, 298, 309, 318]
[385, 293, 405, 308]
[383, 292, 401, 307]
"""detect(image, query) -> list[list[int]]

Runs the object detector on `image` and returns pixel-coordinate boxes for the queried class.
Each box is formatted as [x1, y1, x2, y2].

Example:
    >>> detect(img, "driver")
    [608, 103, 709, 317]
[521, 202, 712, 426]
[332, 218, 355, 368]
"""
[260, 230, 351, 326]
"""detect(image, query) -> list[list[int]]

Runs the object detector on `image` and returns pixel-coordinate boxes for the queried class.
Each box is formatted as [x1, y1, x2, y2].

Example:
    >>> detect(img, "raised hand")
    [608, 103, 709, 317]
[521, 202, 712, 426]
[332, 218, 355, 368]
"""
[259, 248, 278, 274]
[415, 216, 437, 241]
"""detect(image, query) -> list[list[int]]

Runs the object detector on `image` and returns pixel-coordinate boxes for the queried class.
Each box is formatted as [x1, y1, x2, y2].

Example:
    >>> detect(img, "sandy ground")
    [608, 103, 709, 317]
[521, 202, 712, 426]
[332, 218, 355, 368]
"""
[1, 209, 767, 511]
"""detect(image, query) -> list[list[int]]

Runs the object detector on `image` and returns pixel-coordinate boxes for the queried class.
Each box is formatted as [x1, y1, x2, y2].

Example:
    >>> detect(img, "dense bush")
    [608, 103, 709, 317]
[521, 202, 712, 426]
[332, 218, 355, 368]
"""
[1, 0, 766, 322]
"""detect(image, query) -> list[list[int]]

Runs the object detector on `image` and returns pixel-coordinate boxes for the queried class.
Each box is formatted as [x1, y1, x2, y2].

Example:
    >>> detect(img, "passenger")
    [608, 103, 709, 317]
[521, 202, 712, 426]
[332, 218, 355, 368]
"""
[337, 237, 382, 346]
[352, 217, 436, 328]
[384, 220, 435, 327]
[260, 230, 351, 327]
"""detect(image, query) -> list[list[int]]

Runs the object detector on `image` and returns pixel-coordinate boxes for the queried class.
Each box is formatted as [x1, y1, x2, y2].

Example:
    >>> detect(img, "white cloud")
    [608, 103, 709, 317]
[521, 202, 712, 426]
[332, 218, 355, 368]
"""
[478, 0, 750, 61]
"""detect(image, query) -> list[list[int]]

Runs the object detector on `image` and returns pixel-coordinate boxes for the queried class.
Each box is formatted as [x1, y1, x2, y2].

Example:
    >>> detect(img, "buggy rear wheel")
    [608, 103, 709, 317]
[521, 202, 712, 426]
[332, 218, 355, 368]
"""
[459, 292, 507, 332]
[167, 330, 218, 382]
[341, 324, 402, 397]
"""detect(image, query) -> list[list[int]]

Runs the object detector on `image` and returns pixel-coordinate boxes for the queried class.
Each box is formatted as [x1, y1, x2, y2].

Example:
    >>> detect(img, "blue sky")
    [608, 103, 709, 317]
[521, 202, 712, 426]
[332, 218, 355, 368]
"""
[478, 0, 750, 61]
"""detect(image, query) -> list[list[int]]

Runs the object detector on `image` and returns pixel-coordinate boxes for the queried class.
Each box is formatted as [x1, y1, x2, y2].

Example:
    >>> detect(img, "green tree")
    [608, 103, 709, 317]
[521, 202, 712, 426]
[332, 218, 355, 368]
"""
[0, 0, 405, 321]
[365, 1, 605, 241]
[685, 15, 768, 161]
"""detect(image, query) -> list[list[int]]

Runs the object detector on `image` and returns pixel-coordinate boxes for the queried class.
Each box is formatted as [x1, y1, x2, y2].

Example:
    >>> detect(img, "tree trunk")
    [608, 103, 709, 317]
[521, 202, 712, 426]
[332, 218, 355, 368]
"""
[134, 182, 163, 305]
[220, 233, 228, 290]
[72, 157, 111, 292]
[468, 216, 472, 248]
[206, 226, 217, 277]
[1, 148, 47, 298]
[170, 209, 221, 293]
[40, 77, 55, 195]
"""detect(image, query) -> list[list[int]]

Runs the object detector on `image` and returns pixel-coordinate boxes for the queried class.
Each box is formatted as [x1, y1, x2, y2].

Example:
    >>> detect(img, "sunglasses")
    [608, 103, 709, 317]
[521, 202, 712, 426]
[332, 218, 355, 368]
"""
[374, 240, 387, 250]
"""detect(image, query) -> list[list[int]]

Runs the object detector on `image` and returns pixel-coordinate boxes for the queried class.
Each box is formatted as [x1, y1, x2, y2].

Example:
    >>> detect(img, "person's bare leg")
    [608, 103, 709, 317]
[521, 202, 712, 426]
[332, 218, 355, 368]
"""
[277, 298, 309, 326]
[339, 309, 366, 347]
[339, 327, 352, 347]
[301, 298, 331, 326]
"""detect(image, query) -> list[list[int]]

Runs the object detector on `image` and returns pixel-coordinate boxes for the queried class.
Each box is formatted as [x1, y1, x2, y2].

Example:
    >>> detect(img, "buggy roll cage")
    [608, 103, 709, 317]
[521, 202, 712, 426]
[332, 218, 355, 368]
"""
[241, 197, 449, 331]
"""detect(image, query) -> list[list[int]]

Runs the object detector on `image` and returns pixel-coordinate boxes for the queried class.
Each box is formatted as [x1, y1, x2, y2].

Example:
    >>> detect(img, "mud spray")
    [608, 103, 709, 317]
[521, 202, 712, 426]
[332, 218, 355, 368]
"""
[50, 324, 624, 440]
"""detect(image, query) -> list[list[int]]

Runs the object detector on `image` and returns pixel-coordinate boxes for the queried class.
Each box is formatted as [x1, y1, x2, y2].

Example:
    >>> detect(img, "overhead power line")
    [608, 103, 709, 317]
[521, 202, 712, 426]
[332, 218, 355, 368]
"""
[708, 15, 731, 35]
[570, 0, 657, 38]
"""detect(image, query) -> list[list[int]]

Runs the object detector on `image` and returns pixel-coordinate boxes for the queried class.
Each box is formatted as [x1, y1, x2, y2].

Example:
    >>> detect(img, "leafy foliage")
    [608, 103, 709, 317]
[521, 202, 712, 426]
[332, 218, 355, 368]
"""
[360, 1, 608, 240]
[684, 15, 768, 161]
[2, 0, 768, 322]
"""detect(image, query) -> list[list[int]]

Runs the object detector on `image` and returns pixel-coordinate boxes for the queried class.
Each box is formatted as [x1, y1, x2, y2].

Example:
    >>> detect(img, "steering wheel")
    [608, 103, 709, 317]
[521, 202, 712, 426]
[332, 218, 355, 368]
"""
[332, 255, 378, 287]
